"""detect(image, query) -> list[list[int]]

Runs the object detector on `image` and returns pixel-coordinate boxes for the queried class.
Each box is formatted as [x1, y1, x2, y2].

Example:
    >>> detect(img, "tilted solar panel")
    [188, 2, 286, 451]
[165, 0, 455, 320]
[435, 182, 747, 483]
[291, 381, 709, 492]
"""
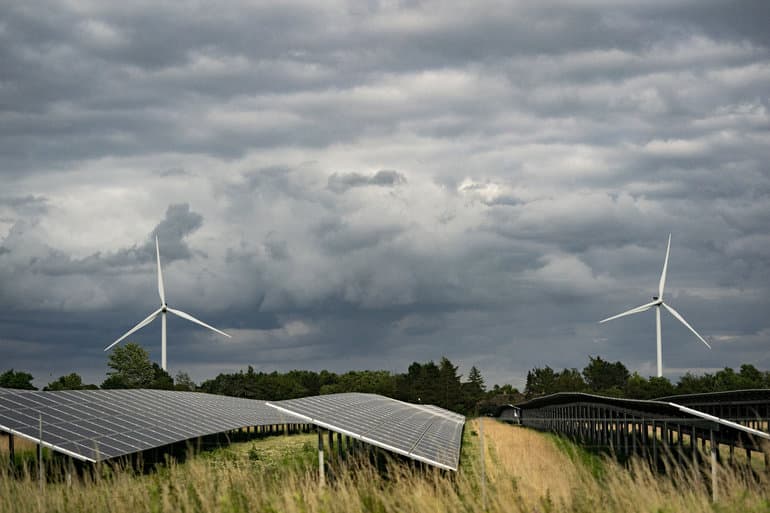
[0, 389, 303, 462]
[266, 393, 465, 471]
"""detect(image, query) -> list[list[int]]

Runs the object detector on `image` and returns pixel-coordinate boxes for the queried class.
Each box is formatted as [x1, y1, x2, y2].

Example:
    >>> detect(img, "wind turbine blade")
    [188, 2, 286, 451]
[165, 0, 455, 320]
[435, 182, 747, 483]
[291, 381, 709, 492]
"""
[662, 302, 711, 349]
[167, 307, 231, 338]
[104, 308, 162, 351]
[599, 301, 657, 324]
[659, 233, 671, 299]
[156, 236, 166, 305]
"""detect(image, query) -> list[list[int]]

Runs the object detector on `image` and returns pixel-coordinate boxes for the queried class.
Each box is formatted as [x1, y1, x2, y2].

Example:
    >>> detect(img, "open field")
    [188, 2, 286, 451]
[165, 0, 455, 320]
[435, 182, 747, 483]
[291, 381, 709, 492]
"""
[1, 421, 769, 513]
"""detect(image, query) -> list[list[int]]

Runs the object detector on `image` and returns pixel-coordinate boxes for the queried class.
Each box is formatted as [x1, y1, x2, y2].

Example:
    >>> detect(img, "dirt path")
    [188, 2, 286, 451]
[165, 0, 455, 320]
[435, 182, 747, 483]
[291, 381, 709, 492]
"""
[474, 419, 583, 509]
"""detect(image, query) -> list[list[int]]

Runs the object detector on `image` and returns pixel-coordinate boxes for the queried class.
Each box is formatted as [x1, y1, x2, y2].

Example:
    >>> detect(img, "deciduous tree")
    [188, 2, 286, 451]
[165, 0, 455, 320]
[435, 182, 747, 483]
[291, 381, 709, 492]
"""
[0, 369, 36, 390]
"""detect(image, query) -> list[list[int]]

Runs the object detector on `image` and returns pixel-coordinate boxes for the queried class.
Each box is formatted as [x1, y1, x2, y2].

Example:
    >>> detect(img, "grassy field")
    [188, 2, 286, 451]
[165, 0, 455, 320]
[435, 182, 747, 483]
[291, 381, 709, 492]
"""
[1, 421, 769, 512]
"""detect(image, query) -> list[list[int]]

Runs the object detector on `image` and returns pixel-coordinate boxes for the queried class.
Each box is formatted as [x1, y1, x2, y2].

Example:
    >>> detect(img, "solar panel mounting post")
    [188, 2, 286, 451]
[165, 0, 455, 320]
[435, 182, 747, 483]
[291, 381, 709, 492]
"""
[317, 429, 325, 486]
[38, 412, 43, 491]
[7, 434, 14, 471]
[710, 429, 717, 502]
[692, 426, 699, 479]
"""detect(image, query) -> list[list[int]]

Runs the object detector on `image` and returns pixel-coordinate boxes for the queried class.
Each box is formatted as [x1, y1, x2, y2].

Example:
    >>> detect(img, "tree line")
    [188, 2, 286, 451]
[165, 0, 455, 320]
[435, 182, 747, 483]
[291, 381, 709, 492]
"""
[524, 355, 770, 400]
[0, 343, 496, 415]
[2, 346, 769, 415]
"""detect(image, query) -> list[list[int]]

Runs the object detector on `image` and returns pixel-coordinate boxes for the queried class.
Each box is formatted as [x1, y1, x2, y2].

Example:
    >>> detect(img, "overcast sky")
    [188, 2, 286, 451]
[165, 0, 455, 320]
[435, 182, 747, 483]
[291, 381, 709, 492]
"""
[1, 0, 769, 390]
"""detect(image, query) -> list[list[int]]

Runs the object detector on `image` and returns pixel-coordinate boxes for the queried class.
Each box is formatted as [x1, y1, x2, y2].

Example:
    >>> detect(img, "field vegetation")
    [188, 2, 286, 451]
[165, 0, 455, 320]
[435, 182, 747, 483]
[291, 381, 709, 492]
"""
[2, 421, 769, 513]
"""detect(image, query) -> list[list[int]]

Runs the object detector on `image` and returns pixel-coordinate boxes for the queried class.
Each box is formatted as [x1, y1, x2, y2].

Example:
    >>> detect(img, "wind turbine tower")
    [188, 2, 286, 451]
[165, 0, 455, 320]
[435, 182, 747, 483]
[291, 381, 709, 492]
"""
[105, 237, 231, 370]
[599, 234, 710, 378]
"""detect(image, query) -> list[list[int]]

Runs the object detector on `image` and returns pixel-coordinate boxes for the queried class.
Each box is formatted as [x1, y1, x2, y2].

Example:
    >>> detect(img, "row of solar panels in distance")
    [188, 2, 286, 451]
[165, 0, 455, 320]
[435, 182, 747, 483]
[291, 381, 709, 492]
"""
[0, 389, 303, 461]
[271, 393, 464, 469]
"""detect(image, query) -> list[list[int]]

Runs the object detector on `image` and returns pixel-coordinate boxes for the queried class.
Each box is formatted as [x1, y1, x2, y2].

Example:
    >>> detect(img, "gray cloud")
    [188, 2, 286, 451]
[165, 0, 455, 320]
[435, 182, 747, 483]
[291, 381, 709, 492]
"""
[18, 203, 203, 277]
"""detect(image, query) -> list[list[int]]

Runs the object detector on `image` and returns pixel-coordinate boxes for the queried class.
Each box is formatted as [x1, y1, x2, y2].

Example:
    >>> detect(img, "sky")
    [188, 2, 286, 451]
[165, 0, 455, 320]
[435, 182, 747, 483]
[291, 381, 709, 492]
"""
[1, 0, 769, 390]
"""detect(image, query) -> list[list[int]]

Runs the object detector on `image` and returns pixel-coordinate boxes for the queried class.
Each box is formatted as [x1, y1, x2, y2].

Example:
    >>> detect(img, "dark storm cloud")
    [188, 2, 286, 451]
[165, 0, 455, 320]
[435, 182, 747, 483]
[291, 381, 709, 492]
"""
[1, 0, 769, 388]
[149, 204, 204, 259]
[327, 170, 407, 193]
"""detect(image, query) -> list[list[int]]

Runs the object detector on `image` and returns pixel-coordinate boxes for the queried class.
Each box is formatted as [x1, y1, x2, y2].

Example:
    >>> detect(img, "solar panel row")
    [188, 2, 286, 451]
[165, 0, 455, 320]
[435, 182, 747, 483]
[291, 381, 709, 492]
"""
[0, 389, 465, 471]
[267, 393, 465, 471]
[0, 389, 303, 461]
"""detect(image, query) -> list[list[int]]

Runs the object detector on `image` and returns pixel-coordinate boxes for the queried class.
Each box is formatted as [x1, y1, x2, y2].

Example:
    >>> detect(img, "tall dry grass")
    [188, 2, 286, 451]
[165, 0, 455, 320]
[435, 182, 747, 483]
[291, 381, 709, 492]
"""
[1, 421, 768, 513]
[478, 418, 770, 512]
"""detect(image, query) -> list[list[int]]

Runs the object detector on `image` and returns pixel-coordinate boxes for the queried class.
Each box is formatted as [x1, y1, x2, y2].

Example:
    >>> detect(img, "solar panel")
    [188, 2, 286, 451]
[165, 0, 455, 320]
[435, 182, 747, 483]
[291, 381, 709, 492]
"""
[267, 393, 465, 471]
[0, 389, 304, 462]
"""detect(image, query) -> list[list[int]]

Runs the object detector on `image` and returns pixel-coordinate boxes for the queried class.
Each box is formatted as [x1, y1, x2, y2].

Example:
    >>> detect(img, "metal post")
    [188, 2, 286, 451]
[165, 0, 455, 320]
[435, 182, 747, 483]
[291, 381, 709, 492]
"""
[652, 421, 657, 470]
[38, 413, 44, 490]
[601, 408, 606, 446]
[318, 429, 325, 486]
[710, 430, 717, 503]
[337, 432, 343, 459]
[579, 406, 584, 441]
[692, 425, 699, 475]
[8, 434, 14, 470]
[677, 424, 683, 465]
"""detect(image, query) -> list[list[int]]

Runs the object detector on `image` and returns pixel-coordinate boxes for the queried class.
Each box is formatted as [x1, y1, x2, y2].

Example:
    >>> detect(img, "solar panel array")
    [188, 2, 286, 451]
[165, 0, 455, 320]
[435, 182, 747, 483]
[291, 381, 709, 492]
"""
[0, 389, 302, 462]
[267, 393, 465, 471]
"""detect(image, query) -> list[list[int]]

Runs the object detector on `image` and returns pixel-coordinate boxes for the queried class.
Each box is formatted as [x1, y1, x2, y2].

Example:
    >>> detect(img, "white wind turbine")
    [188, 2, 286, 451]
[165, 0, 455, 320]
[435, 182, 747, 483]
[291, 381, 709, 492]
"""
[105, 236, 231, 370]
[599, 234, 710, 378]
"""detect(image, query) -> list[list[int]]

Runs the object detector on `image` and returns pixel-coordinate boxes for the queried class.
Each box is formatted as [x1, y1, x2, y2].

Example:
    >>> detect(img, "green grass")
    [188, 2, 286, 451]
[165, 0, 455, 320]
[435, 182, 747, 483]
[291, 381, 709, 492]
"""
[201, 432, 317, 472]
[547, 433, 606, 480]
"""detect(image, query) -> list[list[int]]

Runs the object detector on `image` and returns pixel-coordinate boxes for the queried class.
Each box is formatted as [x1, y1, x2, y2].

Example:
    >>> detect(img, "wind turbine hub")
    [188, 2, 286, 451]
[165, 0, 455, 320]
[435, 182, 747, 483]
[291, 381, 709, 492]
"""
[161, 305, 168, 313]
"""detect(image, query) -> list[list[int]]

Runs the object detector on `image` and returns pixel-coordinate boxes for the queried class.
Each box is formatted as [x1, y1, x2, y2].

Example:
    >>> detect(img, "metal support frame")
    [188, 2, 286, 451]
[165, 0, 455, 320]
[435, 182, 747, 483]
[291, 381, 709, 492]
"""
[7, 434, 14, 469]
[519, 396, 770, 492]
[318, 429, 325, 486]
[38, 413, 44, 490]
[692, 426, 699, 475]
[710, 430, 717, 503]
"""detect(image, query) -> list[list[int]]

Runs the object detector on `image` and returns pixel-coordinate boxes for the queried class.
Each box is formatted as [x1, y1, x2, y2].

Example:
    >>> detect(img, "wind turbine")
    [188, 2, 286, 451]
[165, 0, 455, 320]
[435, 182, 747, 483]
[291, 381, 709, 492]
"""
[105, 236, 231, 371]
[599, 234, 710, 378]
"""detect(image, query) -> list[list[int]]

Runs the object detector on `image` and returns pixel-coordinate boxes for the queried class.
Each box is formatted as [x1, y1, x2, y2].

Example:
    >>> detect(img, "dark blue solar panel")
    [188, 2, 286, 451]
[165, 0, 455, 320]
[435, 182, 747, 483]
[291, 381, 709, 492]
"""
[268, 393, 465, 470]
[0, 389, 304, 462]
